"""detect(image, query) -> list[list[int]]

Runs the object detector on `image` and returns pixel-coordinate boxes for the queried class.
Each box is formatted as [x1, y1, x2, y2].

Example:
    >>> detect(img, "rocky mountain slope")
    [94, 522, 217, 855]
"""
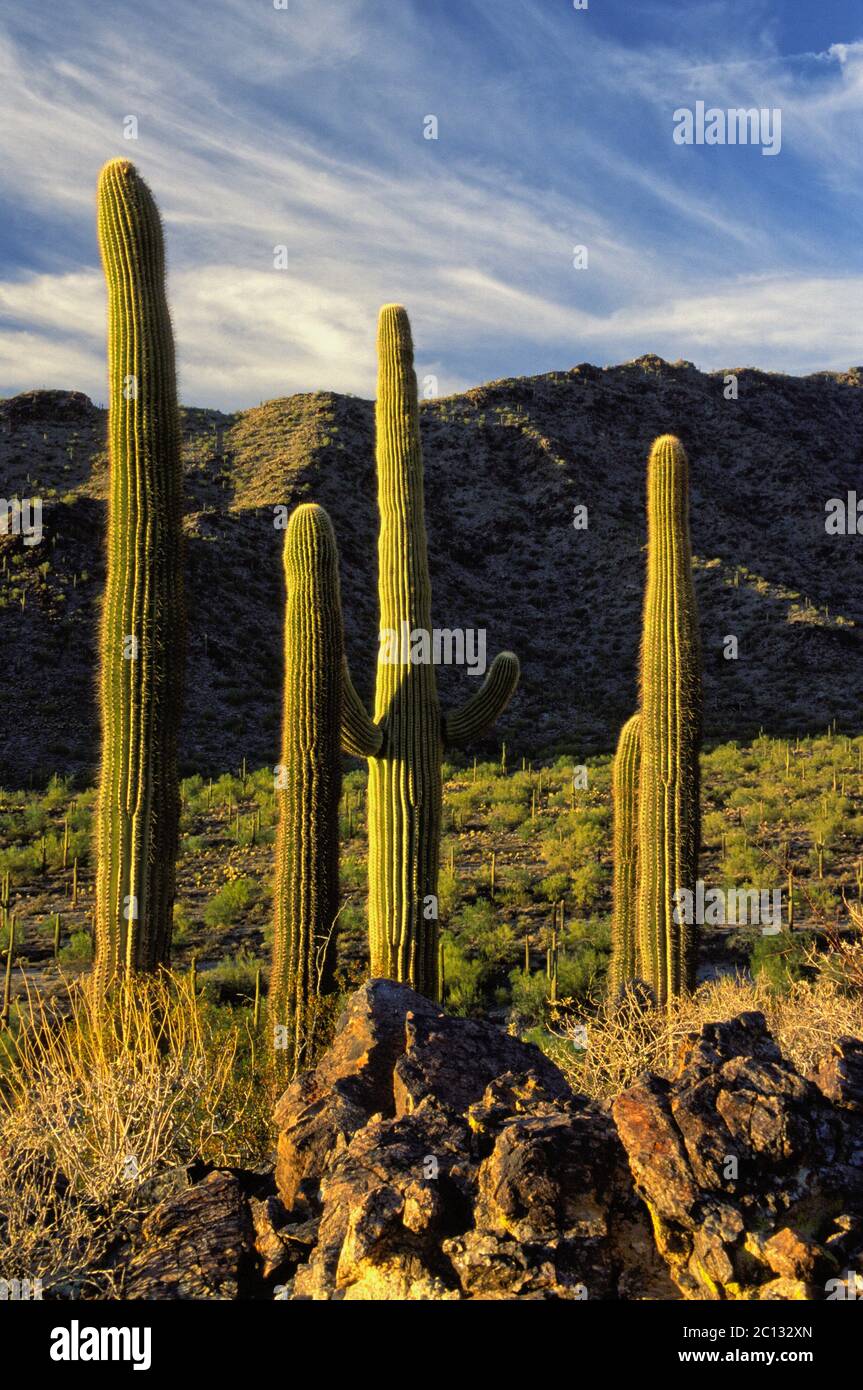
[1, 357, 862, 785]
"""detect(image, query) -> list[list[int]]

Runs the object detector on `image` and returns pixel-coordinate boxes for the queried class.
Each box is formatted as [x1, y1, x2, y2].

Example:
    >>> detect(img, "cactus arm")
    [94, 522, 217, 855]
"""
[443, 651, 520, 747]
[609, 712, 641, 993]
[341, 659, 383, 757]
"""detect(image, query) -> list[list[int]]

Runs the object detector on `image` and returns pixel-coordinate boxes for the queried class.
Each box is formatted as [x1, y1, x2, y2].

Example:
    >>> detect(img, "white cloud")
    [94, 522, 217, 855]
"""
[0, 0, 861, 407]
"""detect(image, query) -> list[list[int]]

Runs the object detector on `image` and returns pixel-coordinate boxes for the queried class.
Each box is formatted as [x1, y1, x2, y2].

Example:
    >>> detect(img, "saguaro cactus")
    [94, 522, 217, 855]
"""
[343, 305, 519, 996]
[93, 160, 185, 986]
[609, 712, 641, 993]
[636, 435, 702, 1005]
[270, 504, 343, 1072]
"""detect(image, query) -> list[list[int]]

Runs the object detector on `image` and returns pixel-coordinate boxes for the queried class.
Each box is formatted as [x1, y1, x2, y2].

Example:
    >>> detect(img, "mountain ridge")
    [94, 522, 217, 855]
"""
[1, 353, 861, 785]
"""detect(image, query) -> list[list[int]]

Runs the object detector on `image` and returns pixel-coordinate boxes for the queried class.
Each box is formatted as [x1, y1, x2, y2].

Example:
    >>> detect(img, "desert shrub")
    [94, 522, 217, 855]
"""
[199, 950, 262, 1005]
[537, 872, 569, 903]
[339, 855, 366, 892]
[499, 866, 532, 908]
[59, 930, 93, 964]
[509, 966, 549, 1024]
[555, 970, 863, 1104]
[450, 899, 498, 951]
[0, 971, 270, 1295]
[442, 938, 484, 1017]
[487, 800, 527, 832]
[569, 861, 606, 910]
[203, 876, 258, 927]
[750, 932, 810, 991]
[437, 865, 461, 919]
[172, 900, 193, 945]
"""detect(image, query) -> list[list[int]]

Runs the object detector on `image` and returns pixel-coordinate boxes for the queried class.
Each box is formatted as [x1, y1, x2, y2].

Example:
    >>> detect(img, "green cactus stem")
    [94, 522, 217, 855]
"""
[609, 713, 641, 993]
[269, 504, 344, 1073]
[636, 435, 702, 1006]
[343, 305, 519, 996]
[93, 159, 185, 986]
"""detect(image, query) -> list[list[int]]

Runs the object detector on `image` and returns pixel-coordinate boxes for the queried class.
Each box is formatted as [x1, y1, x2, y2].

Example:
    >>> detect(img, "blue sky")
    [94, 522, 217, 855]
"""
[0, 0, 861, 408]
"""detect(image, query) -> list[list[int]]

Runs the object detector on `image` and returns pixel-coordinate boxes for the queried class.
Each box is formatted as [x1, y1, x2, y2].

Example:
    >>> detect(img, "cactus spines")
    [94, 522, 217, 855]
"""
[636, 435, 702, 1006]
[93, 160, 185, 987]
[269, 503, 344, 1073]
[346, 305, 518, 997]
[610, 712, 641, 993]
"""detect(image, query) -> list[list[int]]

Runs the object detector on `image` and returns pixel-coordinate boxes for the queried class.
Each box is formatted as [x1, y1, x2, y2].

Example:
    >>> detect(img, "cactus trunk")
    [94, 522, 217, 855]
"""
[367, 305, 442, 991]
[269, 504, 343, 1073]
[636, 435, 702, 1006]
[610, 713, 641, 993]
[93, 160, 185, 987]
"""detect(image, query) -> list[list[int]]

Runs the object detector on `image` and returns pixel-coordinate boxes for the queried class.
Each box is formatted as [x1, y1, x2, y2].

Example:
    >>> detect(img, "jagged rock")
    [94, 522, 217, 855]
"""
[124, 1171, 256, 1299]
[612, 1012, 863, 1300]
[275, 981, 675, 1300]
[393, 1008, 566, 1116]
[274, 979, 440, 1209]
[812, 1036, 863, 1114]
[292, 1097, 475, 1299]
[105, 988, 863, 1302]
[448, 1092, 676, 1301]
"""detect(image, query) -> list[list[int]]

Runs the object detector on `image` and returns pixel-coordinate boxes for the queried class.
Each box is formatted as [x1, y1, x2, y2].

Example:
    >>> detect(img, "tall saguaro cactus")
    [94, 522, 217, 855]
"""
[343, 305, 519, 997]
[609, 712, 641, 993]
[636, 435, 702, 1005]
[93, 160, 185, 986]
[270, 504, 343, 1072]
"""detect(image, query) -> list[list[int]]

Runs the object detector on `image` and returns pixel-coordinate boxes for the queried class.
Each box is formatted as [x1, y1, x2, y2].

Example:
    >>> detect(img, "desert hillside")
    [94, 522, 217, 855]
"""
[1, 355, 861, 785]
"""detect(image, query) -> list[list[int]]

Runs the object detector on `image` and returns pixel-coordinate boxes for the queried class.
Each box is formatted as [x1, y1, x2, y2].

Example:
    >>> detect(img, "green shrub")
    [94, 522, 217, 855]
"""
[203, 877, 259, 928]
[59, 930, 93, 964]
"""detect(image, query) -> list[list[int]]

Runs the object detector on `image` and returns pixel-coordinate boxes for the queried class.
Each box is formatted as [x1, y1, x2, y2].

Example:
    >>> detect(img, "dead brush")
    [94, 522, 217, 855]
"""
[556, 966, 863, 1105]
[0, 968, 273, 1294]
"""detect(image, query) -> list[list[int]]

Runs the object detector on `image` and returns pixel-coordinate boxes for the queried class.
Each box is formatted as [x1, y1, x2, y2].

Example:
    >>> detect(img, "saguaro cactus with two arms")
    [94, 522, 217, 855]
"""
[343, 305, 519, 997]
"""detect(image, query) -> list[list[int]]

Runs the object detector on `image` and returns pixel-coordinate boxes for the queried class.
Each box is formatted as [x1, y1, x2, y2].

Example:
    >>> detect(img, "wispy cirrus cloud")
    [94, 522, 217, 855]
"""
[0, 0, 861, 408]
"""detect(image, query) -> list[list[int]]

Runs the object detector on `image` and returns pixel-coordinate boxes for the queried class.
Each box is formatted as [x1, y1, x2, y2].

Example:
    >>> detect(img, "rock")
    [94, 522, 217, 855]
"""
[612, 1012, 863, 1300]
[393, 1009, 567, 1117]
[103, 987, 863, 1302]
[274, 979, 441, 1210]
[449, 1090, 676, 1301]
[812, 1036, 863, 1114]
[275, 981, 674, 1300]
[0, 389, 97, 426]
[248, 1195, 311, 1281]
[124, 1171, 256, 1299]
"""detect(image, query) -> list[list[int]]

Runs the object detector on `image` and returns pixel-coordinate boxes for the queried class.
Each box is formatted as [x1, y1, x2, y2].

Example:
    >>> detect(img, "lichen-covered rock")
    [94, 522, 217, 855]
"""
[612, 1012, 863, 1300]
[274, 979, 440, 1210]
[276, 980, 674, 1300]
[124, 1171, 256, 1300]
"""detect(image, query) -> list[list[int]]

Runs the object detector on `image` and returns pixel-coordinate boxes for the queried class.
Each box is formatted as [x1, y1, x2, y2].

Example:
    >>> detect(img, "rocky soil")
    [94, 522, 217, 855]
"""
[2, 357, 862, 786]
[105, 980, 863, 1300]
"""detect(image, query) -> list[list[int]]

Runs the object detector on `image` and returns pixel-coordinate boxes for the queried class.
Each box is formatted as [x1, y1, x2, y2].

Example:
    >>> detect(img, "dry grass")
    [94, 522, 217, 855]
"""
[557, 967, 863, 1105]
[0, 970, 274, 1296]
